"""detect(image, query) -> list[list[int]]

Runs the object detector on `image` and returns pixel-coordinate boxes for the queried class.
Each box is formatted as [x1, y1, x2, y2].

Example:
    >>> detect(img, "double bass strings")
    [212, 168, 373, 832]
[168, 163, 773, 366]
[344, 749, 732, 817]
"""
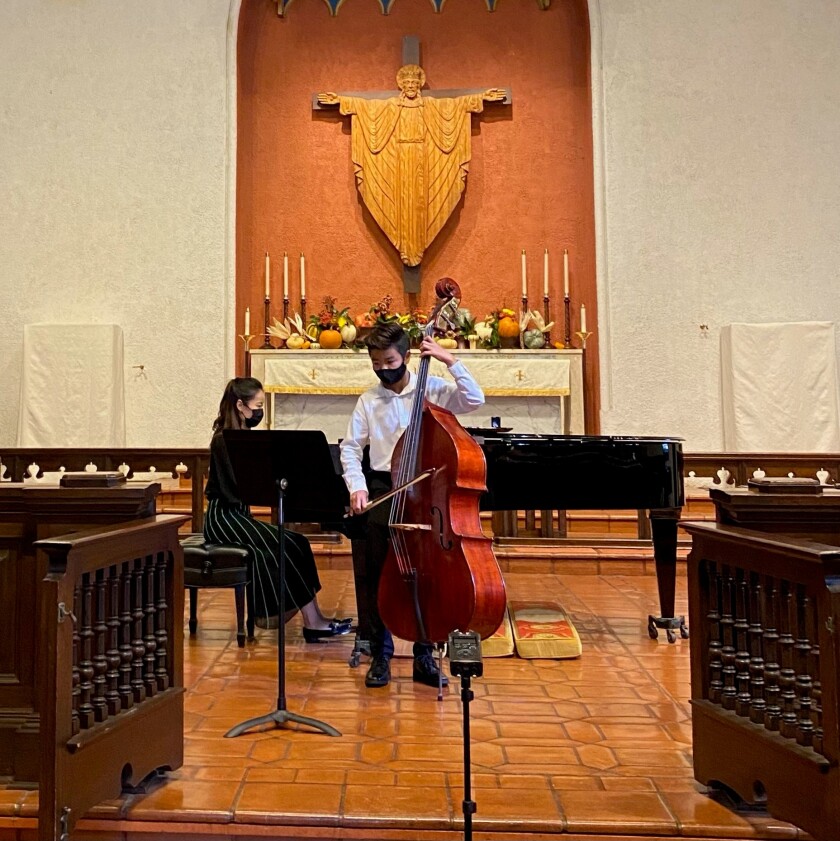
[390, 316, 437, 578]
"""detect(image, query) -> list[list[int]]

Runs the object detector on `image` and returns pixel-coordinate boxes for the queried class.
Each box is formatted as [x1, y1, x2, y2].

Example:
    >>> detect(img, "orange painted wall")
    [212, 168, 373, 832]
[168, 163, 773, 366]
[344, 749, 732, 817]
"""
[237, 0, 598, 429]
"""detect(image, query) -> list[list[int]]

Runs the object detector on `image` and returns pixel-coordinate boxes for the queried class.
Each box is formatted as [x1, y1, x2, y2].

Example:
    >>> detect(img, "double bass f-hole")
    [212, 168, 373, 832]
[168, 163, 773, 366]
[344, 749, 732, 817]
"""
[431, 506, 453, 550]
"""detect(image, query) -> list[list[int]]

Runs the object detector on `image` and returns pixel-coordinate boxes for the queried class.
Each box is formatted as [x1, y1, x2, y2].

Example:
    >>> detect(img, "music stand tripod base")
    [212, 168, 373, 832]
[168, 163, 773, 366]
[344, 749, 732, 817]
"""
[225, 708, 341, 738]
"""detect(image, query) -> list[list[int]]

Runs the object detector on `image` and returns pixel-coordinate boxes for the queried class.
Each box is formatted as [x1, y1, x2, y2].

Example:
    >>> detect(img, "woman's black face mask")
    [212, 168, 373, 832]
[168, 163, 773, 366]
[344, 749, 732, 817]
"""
[243, 408, 264, 428]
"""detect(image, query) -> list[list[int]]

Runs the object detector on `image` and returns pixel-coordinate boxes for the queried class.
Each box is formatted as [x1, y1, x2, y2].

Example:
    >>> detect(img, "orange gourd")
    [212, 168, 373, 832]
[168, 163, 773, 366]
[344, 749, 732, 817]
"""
[497, 316, 520, 338]
[319, 329, 342, 349]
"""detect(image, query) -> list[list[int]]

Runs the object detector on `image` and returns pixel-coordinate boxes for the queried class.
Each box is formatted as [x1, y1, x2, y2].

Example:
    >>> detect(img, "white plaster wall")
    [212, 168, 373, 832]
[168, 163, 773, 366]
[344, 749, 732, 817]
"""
[0, 0, 233, 447]
[2, 0, 839, 451]
[594, 0, 840, 450]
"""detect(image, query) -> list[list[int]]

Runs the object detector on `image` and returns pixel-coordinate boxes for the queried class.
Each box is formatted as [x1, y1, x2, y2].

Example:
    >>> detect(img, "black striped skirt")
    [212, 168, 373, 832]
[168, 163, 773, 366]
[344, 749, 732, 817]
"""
[203, 498, 321, 620]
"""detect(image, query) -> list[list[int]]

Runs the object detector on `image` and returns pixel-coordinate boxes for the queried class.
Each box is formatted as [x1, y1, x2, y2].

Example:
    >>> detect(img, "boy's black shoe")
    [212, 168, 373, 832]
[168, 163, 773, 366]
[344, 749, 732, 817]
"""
[413, 653, 449, 687]
[365, 655, 391, 687]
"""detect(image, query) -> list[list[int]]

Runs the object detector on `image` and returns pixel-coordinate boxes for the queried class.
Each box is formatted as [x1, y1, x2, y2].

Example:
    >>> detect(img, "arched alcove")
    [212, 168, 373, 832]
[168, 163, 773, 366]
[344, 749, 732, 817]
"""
[234, 0, 599, 428]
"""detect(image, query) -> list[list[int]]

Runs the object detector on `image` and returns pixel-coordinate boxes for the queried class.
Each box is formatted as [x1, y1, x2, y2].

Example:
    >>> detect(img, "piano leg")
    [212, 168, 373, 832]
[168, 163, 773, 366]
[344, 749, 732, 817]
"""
[648, 508, 688, 643]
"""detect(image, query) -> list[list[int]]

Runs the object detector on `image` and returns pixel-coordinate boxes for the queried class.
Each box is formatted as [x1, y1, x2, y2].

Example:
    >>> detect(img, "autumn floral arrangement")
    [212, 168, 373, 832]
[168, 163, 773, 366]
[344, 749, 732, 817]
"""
[472, 307, 556, 349]
[307, 296, 357, 348]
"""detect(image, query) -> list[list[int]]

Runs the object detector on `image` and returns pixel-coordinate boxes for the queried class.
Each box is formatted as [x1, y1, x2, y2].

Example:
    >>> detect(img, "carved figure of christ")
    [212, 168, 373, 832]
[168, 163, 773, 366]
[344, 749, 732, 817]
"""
[314, 37, 510, 292]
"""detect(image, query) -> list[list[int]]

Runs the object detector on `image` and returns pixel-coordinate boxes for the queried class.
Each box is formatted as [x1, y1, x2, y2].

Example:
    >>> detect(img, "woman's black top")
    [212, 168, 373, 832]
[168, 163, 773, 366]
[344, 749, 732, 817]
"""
[205, 431, 242, 505]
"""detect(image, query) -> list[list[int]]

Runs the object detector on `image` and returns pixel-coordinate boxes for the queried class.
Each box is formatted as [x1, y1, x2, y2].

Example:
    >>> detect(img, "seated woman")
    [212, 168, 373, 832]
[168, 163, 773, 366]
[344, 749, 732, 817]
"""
[204, 377, 351, 641]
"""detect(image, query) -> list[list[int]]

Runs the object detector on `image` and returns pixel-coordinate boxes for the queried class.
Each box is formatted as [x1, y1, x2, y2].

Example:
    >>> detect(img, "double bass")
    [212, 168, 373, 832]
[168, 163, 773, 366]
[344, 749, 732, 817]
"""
[377, 279, 507, 644]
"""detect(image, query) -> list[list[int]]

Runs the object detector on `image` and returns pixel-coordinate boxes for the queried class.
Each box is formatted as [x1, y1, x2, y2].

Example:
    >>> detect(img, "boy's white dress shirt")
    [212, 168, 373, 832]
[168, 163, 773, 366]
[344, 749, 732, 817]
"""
[339, 361, 484, 495]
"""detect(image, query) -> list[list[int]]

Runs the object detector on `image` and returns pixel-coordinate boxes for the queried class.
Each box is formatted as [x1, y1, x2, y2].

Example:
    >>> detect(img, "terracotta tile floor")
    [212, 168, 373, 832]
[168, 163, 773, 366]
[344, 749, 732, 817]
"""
[1, 567, 810, 840]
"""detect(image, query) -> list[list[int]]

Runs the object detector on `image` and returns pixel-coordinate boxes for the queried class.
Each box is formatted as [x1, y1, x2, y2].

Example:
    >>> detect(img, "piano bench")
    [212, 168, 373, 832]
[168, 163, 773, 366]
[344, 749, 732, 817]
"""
[181, 535, 254, 648]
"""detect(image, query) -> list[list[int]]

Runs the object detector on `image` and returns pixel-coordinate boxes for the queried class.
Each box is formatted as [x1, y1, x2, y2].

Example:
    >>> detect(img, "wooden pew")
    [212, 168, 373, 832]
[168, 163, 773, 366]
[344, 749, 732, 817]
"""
[684, 521, 840, 841]
[36, 515, 186, 841]
[0, 482, 161, 783]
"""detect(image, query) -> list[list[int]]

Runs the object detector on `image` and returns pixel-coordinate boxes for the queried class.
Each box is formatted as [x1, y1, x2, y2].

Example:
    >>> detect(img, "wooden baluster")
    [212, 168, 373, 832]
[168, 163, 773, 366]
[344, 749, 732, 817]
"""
[155, 550, 170, 691]
[794, 587, 814, 747]
[143, 555, 158, 697]
[92, 569, 108, 722]
[706, 561, 723, 703]
[131, 559, 147, 703]
[734, 571, 752, 716]
[78, 573, 95, 729]
[809, 590, 823, 755]
[762, 575, 781, 731]
[105, 565, 122, 716]
[778, 581, 798, 739]
[719, 568, 737, 710]
[71, 584, 82, 736]
[118, 562, 134, 710]
[747, 572, 766, 724]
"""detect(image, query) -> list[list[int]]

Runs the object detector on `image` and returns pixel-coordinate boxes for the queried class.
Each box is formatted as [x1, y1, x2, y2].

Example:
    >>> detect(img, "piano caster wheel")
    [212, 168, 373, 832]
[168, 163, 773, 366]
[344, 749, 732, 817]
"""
[648, 615, 687, 643]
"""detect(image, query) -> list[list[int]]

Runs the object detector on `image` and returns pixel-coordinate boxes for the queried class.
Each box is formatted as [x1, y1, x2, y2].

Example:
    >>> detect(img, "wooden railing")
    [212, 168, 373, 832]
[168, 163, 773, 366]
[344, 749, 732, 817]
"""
[3, 447, 838, 542]
[684, 521, 840, 841]
[36, 515, 186, 841]
[0, 449, 209, 531]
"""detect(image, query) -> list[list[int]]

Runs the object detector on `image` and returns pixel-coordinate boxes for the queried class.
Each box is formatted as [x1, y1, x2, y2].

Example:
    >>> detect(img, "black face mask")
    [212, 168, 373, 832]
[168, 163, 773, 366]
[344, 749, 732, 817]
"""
[243, 408, 264, 428]
[375, 363, 407, 386]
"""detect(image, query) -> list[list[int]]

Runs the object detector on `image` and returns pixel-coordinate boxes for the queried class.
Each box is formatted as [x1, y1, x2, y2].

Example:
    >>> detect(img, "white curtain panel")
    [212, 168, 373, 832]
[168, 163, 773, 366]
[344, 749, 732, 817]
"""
[721, 321, 840, 452]
[17, 324, 126, 447]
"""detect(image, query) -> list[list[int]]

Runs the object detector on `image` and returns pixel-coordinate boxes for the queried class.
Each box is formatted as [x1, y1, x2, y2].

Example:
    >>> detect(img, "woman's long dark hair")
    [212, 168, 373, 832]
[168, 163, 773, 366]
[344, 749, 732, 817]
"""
[212, 377, 263, 433]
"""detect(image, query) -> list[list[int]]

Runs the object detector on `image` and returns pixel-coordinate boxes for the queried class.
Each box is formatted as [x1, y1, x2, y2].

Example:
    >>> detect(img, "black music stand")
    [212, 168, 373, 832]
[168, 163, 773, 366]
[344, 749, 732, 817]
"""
[222, 429, 349, 738]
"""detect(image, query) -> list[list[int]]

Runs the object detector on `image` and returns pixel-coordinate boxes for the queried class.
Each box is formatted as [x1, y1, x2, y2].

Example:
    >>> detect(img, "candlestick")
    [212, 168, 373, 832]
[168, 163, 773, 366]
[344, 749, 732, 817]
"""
[580, 303, 587, 334]
[543, 248, 549, 297]
[563, 249, 569, 297]
[238, 332, 255, 377]
[564, 295, 571, 347]
[300, 297, 307, 325]
[283, 251, 289, 298]
[575, 330, 593, 350]
[244, 307, 250, 336]
[262, 296, 273, 348]
[283, 296, 290, 321]
[543, 294, 551, 344]
[521, 295, 528, 317]
[521, 249, 527, 297]
[300, 252, 306, 300]
[264, 252, 270, 298]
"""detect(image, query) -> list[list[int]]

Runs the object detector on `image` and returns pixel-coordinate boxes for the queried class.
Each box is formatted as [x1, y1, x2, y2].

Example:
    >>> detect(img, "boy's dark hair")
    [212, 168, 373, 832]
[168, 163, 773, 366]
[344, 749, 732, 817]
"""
[366, 322, 410, 357]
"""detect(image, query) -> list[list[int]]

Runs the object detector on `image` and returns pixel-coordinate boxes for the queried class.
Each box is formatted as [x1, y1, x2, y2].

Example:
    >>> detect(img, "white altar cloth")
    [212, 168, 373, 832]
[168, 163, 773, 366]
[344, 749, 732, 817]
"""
[17, 324, 126, 447]
[250, 348, 583, 442]
[721, 321, 840, 452]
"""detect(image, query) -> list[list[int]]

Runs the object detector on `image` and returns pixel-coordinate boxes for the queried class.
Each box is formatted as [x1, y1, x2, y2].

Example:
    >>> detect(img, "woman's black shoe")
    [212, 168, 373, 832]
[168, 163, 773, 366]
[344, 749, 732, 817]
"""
[302, 621, 353, 643]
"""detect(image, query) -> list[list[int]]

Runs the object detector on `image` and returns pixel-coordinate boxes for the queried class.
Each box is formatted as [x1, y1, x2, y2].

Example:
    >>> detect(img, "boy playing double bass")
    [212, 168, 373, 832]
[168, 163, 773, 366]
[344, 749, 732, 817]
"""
[340, 322, 485, 688]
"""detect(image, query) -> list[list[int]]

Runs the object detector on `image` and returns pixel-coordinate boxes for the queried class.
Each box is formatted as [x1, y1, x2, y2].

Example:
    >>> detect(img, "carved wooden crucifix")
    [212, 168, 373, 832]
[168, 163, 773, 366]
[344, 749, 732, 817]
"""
[314, 36, 511, 293]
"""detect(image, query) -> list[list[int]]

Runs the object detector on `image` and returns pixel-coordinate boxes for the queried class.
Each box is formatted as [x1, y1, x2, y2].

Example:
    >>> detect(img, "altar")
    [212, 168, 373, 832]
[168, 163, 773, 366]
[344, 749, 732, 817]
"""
[249, 348, 584, 441]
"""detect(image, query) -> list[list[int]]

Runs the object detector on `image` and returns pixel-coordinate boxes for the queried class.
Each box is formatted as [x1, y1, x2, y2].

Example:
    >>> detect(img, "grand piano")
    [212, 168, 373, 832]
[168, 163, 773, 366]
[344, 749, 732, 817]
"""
[472, 432, 685, 642]
[334, 433, 686, 646]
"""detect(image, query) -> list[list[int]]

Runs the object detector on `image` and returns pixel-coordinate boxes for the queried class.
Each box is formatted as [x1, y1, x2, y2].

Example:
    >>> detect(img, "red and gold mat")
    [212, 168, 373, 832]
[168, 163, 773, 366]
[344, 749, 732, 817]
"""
[507, 600, 582, 659]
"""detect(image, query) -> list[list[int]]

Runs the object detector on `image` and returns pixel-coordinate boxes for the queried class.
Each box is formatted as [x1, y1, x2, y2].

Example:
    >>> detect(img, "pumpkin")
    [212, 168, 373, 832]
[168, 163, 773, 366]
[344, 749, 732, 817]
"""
[286, 335, 306, 349]
[309, 342, 321, 349]
[552, 340, 565, 349]
[436, 337, 458, 349]
[319, 329, 342, 349]
[497, 316, 520, 338]
[523, 328, 545, 349]
[340, 323, 357, 344]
